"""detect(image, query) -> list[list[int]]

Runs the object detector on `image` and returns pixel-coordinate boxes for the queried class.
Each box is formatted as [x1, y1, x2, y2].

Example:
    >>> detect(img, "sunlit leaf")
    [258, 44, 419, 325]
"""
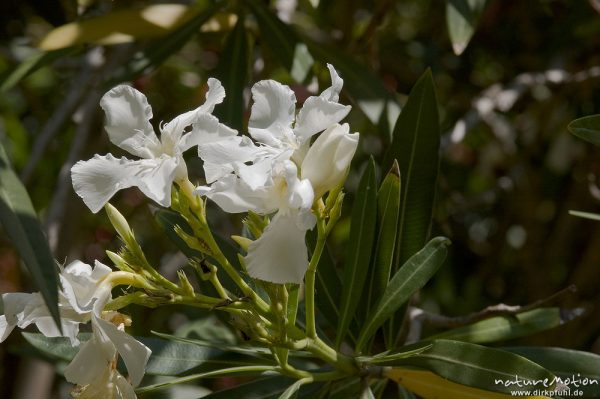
[336, 158, 378, 348]
[356, 237, 450, 351]
[386, 369, 550, 399]
[39, 4, 202, 50]
[0, 144, 60, 330]
[108, 3, 222, 84]
[377, 339, 556, 394]
[446, 0, 487, 55]
[568, 114, 600, 146]
[569, 210, 600, 221]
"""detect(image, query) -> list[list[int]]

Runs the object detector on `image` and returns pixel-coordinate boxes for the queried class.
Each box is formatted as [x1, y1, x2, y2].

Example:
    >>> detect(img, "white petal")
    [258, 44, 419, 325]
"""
[320, 64, 344, 102]
[198, 174, 272, 214]
[245, 211, 310, 284]
[0, 316, 14, 343]
[61, 260, 112, 313]
[179, 113, 237, 153]
[114, 371, 138, 399]
[199, 136, 264, 183]
[281, 160, 314, 210]
[0, 292, 29, 342]
[201, 78, 226, 114]
[64, 335, 112, 385]
[100, 85, 162, 159]
[301, 123, 358, 198]
[71, 154, 178, 213]
[236, 158, 274, 190]
[162, 79, 226, 147]
[134, 155, 180, 207]
[94, 316, 151, 387]
[294, 96, 350, 142]
[248, 80, 296, 146]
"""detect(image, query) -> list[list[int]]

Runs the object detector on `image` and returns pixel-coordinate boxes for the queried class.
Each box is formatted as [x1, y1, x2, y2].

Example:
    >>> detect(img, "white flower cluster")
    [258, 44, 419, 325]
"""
[72, 64, 358, 285]
[0, 65, 357, 398]
[0, 261, 150, 398]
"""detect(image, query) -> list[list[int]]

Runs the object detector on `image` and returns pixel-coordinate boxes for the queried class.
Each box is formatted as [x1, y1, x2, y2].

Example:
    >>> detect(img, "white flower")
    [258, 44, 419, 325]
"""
[198, 160, 315, 284]
[65, 311, 150, 397]
[301, 123, 359, 199]
[71, 79, 235, 213]
[0, 260, 112, 345]
[198, 64, 351, 188]
[196, 65, 356, 284]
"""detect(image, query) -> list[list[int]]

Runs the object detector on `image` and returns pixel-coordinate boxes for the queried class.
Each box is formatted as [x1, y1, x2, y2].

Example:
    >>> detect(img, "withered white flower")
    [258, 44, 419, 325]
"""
[71, 79, 235, 213]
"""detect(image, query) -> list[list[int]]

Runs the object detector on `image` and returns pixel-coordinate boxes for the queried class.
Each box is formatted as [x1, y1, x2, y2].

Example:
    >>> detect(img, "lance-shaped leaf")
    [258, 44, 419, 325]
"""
[335, 158, 378, 348]
[23, 333, 268, 376]
[109, 3, 222, 84]
[385, 369, 548, 399]
[505, 347, 600, 397]
[376, 340, 556, 394]
[0, 144, 60, 330]
[202, 376, 323, 399]
[0, 48, 74, 93]
[428, 307, 577, 344]
[214, 14, 250, 131]
[569, 210, 600, 222]
[38, 4, 203, 50]
[446, 0, 488, 55]
[356, 237, 450, 351]
[246, 0, 313, 82]
[362, 160, 401, 323]
[383, 69, 440, 270]
[568, 114, 600, 146]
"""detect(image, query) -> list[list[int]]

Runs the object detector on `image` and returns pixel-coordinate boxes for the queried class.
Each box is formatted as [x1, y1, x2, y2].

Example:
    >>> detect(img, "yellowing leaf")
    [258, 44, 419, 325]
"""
[385, 368, 551, 399]
[39, 4, 200, 50]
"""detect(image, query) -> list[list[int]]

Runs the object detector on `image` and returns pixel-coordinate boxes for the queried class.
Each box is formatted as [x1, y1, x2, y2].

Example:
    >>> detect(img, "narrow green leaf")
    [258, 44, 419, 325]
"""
[304, 39, 399, 135]
[568, 114, 600, 146]
[136, 365, 276, 393]
[569, 210, 600, 222]
[214, 14, 249, 131]
[383, 69, 441, 270]
[202, 376, 324, 399]
[336, 158, 378, 348]
[280, 378, 312, 399]
[446, 0, 487, 55]
[0, 144, 60, 330]
[428, 308, 571, 344]
[382, 70, 440, 346]
[363, 160, 402, 322]
[108, 3, 222, 85]
[504, 347, 600, 397]
[23, 332, 267, 376]
[307, 231, 343, 334]
[0, 48, 74, 93]
[356, 237, 450, 351]
[246, 0, 313, 82]
[377, 339, 556, 394]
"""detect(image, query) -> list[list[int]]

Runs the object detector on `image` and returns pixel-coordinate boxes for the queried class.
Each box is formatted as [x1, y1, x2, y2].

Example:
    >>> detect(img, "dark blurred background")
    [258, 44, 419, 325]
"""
[0, 0, 599, 397]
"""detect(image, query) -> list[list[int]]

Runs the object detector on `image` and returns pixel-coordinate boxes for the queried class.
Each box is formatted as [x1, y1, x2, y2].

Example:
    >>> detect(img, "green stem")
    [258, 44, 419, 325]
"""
[305, 216, 327, 338]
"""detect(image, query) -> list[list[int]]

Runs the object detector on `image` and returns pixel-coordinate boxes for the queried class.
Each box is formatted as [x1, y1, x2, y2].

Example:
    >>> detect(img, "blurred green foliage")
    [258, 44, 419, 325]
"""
[1, 0, 600, 397]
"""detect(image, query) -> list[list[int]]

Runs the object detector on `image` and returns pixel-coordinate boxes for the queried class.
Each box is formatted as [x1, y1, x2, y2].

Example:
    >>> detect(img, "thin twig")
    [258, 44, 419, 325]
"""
[405, 285, 577, 343]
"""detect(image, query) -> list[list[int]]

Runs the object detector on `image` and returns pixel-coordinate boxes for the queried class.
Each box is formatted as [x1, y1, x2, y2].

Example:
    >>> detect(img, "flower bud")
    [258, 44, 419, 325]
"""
[301, 123, 359, 199]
